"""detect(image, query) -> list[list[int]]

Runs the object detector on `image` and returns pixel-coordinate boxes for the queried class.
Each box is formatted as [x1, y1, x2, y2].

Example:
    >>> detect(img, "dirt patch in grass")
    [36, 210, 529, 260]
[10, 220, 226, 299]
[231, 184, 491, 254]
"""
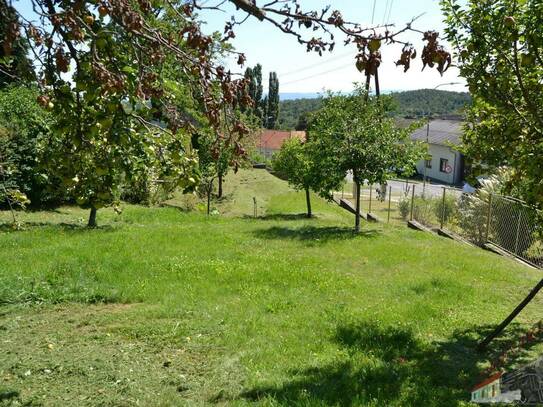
[0, 303, 241, 406]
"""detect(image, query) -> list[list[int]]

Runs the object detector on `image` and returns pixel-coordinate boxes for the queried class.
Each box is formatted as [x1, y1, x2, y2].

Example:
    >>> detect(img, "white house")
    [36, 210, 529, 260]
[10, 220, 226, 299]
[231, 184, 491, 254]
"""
[410, 119, 464, 185]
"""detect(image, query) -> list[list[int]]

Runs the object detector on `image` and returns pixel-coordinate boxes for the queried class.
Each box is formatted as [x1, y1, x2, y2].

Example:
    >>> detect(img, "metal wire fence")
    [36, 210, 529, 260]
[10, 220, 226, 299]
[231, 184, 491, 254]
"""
[406, 186, 542, 268]
[335, 180, 542, 268]
[487, 195, 542, 267]
[336, 181, 414, 225]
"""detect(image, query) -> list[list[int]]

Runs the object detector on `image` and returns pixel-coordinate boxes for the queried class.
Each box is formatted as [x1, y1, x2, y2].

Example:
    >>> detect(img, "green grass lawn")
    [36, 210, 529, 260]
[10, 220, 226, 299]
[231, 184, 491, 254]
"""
[0, 169, 542, 406]
[165, 168, 293, 218]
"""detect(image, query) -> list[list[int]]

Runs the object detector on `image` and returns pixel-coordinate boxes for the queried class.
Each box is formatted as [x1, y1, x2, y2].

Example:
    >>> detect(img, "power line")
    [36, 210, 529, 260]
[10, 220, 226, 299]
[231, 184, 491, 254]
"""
[277, 50, 353, 77]
[280, 63, 353, 86]
[386, 0, 395, 25]
[382, 0, 390, 25]
[371, 0, 376, 24]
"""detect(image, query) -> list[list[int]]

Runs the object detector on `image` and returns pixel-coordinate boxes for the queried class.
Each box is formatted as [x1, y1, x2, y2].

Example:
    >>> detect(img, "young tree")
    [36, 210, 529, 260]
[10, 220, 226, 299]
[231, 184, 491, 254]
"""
[273, 137, 343, 218]
[196, 131, 235, 202]
[442, 0, 543, 207]
[45, 92, 199, 227]
[266, 72, 280, 129]
[195, 107, 254, 207]
[309, 89, 424, 232]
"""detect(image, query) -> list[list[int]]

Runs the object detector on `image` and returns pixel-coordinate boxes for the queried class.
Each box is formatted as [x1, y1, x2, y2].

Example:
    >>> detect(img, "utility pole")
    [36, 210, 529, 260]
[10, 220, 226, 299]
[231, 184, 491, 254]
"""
[422, 82, 460, 197]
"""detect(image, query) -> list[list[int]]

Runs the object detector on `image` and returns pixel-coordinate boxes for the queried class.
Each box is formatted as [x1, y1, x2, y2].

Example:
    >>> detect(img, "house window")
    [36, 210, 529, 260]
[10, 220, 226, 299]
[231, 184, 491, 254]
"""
[425, 156, 432, 169]
[440, 158, 449, 173]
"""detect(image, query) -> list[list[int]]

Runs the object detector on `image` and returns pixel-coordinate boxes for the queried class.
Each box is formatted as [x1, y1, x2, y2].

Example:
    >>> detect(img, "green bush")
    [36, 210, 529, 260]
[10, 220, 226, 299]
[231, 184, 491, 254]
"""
[526, 240, 543, 263]
[412, 197, 436, 226]
[0, 86, 63, 208]
[398, 196, 411, 220]
[434, 194, 457, 225]
[121, 168, 179, 206]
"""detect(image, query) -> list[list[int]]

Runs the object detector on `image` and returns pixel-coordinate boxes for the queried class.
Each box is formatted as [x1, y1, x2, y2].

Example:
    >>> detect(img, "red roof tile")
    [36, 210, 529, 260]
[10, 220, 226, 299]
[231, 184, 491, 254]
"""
[471, 372, 502, 392]
[257, 130, 305, 150]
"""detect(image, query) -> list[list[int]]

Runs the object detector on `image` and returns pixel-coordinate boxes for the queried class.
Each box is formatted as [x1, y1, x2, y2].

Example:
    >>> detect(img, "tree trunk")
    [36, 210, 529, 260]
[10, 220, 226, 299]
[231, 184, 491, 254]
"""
[374, 67, 381, 97]
[218, 173, 223, 199]
[364, 73, 371, 101]
[88, 207, 97, 228]
[206, 185, 211, 215]
[305, 187, 312, 218]
[355, 180, 361, 233]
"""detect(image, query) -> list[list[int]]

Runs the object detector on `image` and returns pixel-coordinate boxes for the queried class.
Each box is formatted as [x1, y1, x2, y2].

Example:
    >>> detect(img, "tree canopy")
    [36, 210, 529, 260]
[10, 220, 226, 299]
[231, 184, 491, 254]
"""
[442, 0, 543, 207]
[0, 0, 35, 86]
[273, 137, 343, 218]
[0, 0, 454, 224]
[308, 89, 424, 232]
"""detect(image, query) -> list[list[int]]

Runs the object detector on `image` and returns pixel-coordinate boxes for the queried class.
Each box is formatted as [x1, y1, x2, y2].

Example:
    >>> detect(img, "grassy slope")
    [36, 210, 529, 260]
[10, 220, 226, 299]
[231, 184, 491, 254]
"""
[0, 170, 542, 406]
[165, 168, 293, 217]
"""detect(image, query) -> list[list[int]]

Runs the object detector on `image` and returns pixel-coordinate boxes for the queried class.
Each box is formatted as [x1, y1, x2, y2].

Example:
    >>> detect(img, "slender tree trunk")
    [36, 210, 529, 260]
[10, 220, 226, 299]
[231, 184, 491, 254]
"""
[355, 180, 361, 233]
[305, 187, 312, 218]
[88, 207, 97, 228]
[364, 73, 371, 101]
[374, 67, 381, 98]
[218, 173, 223, 199]
[206, 185, 211, 215]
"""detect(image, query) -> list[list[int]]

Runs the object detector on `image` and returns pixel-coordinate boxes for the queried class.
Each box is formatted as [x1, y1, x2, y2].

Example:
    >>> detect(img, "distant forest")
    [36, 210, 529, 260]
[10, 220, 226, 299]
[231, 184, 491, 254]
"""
[277, 89, 472, 130]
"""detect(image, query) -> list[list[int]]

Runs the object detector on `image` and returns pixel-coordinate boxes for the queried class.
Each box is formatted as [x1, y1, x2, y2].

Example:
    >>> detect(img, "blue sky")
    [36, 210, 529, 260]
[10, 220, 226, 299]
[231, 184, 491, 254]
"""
[200, 0, 467, 94]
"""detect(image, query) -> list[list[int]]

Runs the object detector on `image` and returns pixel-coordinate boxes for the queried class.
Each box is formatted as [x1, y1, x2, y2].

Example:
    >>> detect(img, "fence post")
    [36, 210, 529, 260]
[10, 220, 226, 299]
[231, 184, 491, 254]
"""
[440, 187, 446, 229]
[387, 185, 392, 223]
[410, 184, 416, 221]
[485, 193, 493, 243]
[369, 184, 373, 214]
[514, 209, 522, 255]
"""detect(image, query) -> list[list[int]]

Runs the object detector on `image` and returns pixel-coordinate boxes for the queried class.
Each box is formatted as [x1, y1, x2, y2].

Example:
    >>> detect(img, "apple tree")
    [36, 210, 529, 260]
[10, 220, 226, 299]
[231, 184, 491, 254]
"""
[273, 137, 344, 218]
[442, 0, 543, 207]
[308, 88, 424, 232]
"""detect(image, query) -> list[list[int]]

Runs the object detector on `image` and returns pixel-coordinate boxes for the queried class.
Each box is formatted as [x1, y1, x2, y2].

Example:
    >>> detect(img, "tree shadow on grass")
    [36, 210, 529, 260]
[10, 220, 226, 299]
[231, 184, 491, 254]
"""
[240, 321, 541, 406]
[253, 225, 379, 244]
[0, 221, 116, 233]
[242, 213, 310, 221]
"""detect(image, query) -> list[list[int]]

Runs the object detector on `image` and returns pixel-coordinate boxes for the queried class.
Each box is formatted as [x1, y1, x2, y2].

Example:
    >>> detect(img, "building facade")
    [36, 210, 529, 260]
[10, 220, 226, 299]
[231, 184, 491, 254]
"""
[411, 119, 464, 185]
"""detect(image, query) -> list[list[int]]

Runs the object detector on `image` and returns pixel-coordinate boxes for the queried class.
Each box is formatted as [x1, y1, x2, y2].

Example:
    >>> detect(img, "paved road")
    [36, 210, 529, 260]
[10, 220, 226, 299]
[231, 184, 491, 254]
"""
[343, 173, 461, 199]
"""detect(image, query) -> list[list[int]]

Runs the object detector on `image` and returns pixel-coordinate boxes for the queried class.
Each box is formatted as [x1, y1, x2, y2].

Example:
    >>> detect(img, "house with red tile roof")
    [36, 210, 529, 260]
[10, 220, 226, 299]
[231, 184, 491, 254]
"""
[256, 130, 306, 159]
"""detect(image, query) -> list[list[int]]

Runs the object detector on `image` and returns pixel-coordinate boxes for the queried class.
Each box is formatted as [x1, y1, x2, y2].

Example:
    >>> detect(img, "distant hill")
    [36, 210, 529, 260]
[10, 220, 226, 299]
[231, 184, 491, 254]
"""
[277, 89, 471, 130]
[390, 89, 471, 118]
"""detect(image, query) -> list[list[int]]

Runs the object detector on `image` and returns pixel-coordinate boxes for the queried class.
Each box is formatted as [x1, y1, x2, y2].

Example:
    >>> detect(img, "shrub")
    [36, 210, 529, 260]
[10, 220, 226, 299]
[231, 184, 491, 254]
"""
[0, 86, 63, 208]
[412, 197, 436, 226]
[526, 240, 543, 264]
[434, 193, 457, 225]
[457, 194, 488, 245]
[456, 173, 507, 246]
[398, 196, 411, 220]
